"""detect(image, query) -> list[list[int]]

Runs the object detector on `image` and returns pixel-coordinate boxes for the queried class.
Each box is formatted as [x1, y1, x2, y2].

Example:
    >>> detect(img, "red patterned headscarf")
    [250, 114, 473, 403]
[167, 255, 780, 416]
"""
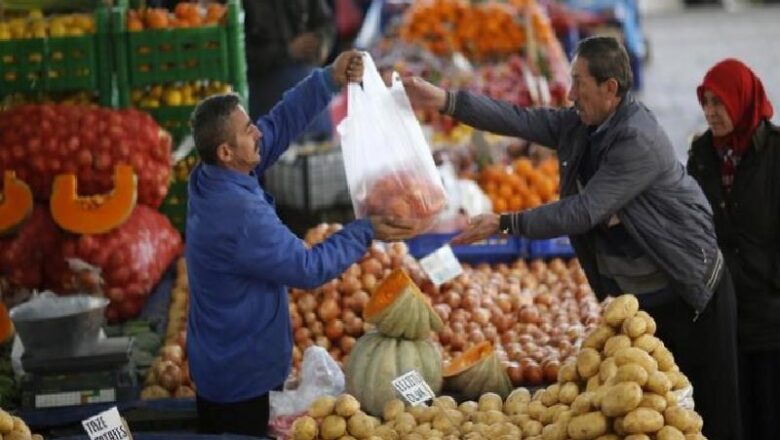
[697, 59, 773, 190]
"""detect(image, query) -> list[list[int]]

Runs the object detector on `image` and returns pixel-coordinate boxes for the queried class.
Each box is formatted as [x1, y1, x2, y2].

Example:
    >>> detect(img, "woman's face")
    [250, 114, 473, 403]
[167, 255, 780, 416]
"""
[701, 89, 735, 137]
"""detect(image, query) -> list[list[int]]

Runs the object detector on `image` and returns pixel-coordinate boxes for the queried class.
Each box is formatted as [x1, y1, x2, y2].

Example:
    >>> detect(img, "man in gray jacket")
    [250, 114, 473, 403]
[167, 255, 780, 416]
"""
[403, 37, 740, 439]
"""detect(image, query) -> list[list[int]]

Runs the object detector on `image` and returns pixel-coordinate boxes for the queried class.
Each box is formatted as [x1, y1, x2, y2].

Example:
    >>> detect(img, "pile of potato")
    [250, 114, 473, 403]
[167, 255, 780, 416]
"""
[0, 408, 43, 440]
[290, 294, 706, 440]
[519, 293, 706, 440]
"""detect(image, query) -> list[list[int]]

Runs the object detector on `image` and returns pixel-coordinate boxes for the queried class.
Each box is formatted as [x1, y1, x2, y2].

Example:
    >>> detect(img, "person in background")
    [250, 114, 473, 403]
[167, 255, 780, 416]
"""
[185, 50, 417, 437]
[243, 0, 336, 139]
[402, 36, 741, 440]
[687, 58, 779, 440]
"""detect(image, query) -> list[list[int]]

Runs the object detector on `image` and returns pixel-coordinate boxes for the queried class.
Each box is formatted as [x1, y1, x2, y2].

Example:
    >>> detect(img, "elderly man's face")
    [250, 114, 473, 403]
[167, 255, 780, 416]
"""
[568, 56, 619, 126]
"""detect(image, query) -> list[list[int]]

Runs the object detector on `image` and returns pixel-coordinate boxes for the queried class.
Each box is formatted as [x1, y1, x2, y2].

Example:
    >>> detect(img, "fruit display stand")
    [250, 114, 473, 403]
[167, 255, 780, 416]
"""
[0, 6, 113, 106]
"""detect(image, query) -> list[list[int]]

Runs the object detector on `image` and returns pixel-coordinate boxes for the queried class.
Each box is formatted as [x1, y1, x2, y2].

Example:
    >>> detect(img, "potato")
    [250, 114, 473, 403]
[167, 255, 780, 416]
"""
[434, 395, 458, 410]
[335, 394, 361, 417]
[567, 411, 608, 440]
[541, 422, 568, 440]
[509, 413, 530, 426]
[348, 412, 376, 438]
[604, 294, 639, 328]
[0, 410, 13, 434]
[685, 434, 707, 440]
[653, 345, 676, 372]
[622, 316, 648, 338]
[636, 311, 657, 335]
[528, 400, 546, 420]
[540, 404, 567, 425]
[577, 348, 602, 379]
[664, 407, 703, 433]
[558, 358, 580, 383]
[6, 432, 33, 440]
[571, 392, 594, 415]
[372, 425, 399, 440]
[341, 435, 358, 440]
[482, 409, 506, 425]
[478, 393, 504, 412]
[540, 384, 561, 406]
[394, 420, 414, 435]
[666, 391, 679, 407]
[403, 433, 423, 440]
[595, 435, 620, 440]
[583, 326, 616, 351]
[504, 387, 531, 412]
[381, 399, 405, 422]
[614, 362, 649, 386]
[624, 435, 651, 440]
[623, 408, 664, 434]
[586, 375, 601, 392]
[615, 347, 659, 375]
[666, 371, 691, 390]
[503, 399, 528, 416]
[646, 370, 673, 395]
[310, 395, 338, 418]
[321, 415, 348, 440]
[12, 417, 30, 437]
[599, 357, 618, 383]
[559, 381, 580, 404]
[459, 400, 479, 416]
[431, 413, 457, 435]
[604, 335, 632, 357]
[417, 406, 440, 424]
[522, 419, 543, 436]
[292, 416, 318, 440]
[633, 334, 661, 353]
[601, 382, 643, 417]
[658, 425, 686, 440]
[639, 392, 667, 412]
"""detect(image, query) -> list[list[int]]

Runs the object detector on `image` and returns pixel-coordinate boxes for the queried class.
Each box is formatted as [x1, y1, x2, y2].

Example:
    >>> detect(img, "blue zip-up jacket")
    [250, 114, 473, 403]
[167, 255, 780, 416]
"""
[185, 68, 375, 403]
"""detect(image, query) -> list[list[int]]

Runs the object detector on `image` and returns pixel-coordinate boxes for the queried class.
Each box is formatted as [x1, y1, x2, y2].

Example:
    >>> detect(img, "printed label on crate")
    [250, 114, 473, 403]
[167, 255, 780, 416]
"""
[82, 406, 132, 440]
[419, 245, 463, 286]
[392, 370, 435, 406]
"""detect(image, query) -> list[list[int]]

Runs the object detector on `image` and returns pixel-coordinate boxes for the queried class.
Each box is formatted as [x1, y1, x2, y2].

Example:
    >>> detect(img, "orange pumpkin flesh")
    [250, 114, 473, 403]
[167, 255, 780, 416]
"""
[50, 164, 138, 234]
[0, 170, 34, 236]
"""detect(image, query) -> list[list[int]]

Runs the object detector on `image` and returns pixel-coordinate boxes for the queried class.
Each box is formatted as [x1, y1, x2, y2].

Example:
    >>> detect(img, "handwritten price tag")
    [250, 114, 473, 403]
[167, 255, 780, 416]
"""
[82, 407, 132, 440]
[419, 245, 463, 287]
[391, 370, 435, 406]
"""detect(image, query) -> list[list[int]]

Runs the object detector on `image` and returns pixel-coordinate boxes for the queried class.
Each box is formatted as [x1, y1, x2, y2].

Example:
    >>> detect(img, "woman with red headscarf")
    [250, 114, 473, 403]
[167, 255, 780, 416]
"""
[688, 58, 780, 440]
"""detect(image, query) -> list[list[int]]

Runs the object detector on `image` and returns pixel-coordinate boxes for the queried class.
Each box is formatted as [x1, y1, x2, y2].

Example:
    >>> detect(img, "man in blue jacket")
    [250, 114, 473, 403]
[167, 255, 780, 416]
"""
[185, 50, 417, 437]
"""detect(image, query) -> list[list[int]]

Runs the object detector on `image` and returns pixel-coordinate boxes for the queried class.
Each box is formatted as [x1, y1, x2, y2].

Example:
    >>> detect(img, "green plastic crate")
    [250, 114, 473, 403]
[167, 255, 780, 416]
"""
[0, 7, 112, 105]
[147, 104, 195, 145]
[114, 0, 247, 107]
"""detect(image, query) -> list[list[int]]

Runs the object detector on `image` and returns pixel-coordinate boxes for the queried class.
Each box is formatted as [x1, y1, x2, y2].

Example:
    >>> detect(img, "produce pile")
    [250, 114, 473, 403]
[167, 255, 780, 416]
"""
[142, 258, 194, 399]
[0, 10, 94, 40]
[0, 408, 43, 440]
[291, 224, 598, 388]
[478, 157, 559, 213]
[288, 294, 707, 440]
[0, 104, 182, 321]
[126, 3, 226, 30]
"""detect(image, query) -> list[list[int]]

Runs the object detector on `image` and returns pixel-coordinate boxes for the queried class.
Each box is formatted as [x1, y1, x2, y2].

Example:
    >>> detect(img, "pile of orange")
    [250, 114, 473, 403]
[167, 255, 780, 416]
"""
[399, 0, 526, 61]
[127, 3, 225, 31]
[479, 157, 559, 213]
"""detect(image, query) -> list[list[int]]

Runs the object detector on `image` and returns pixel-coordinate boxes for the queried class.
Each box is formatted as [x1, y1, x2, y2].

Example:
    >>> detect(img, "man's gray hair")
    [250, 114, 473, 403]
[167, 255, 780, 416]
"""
[574, 36, 633, 97]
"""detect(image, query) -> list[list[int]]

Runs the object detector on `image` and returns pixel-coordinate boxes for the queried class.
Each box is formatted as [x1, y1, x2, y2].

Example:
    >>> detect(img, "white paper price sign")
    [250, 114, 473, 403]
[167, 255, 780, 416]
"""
[82, 407, 132, 440]
[392, 370, 435, 406]
[419, 245, 463, 287]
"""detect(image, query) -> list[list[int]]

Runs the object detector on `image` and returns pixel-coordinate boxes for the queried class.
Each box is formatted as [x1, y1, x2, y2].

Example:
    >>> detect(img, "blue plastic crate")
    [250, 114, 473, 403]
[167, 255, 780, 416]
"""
[406, 233, 527, 264]
[528, 236, 575, 259]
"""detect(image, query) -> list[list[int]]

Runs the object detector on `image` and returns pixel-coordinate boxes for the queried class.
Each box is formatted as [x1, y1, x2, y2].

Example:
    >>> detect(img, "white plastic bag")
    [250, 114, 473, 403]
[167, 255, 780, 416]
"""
[674, 385, 695, 411]
[339, 53, 446, 227]
[269, 346, 345, 419]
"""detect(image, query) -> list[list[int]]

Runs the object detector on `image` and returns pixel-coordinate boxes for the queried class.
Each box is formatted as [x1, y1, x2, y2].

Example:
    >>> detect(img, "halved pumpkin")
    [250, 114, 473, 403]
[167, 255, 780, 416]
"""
[0, 170, 33, 236]
[443, 341, 512, 400]
[364, 268, 443, 340]
[50, 164, 138, 234]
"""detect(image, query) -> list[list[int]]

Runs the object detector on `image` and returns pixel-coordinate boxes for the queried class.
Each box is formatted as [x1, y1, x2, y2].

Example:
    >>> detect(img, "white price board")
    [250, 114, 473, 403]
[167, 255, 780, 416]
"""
[391, 370, 435, 407]
[419, 245, 463, 287]
[82, 407, 132, 440]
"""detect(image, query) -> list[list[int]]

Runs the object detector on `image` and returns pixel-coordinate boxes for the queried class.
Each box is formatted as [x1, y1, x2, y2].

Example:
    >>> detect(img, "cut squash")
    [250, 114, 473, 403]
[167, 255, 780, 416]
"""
[0, 171, 33, 236]
[364, 268, 443, 340]
[50, 164, 138, 234]
[345, 331, 442, 416]
[443, 341, 512, 400]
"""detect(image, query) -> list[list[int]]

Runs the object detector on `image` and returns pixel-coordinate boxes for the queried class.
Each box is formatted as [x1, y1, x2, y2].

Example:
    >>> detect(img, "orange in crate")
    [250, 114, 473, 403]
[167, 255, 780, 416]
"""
[479, 157, 559, 214]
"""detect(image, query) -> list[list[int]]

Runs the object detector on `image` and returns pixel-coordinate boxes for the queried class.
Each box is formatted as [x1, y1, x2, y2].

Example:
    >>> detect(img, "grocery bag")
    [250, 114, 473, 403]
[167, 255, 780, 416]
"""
[339, 52, 446, 227]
